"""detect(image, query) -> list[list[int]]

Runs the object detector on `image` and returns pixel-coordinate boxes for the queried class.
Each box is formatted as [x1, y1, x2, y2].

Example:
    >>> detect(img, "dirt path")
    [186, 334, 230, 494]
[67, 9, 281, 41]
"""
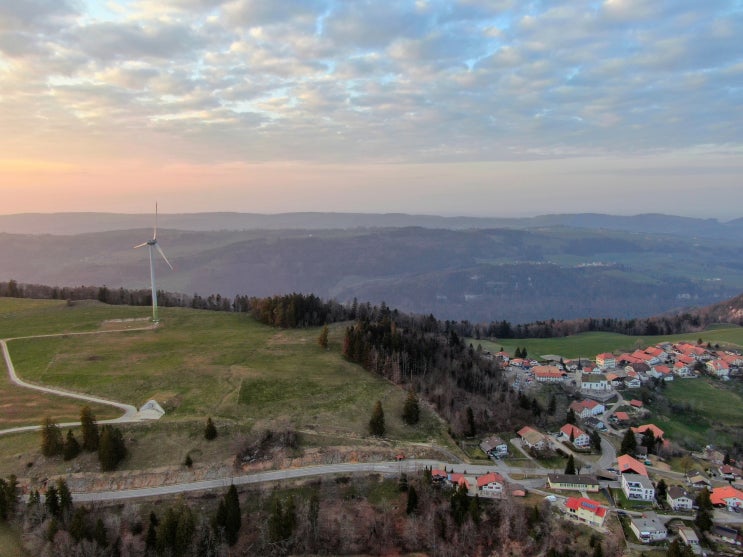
[0, 325, 162, 436]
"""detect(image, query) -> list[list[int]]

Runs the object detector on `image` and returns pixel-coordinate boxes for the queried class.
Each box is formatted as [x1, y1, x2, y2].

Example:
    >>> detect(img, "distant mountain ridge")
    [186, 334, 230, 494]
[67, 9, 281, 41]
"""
[2, 211, 743, 239]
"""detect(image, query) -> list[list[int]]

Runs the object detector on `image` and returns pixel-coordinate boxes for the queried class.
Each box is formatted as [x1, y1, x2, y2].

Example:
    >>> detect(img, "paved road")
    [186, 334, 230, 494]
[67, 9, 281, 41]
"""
[0, 326, 159, 436]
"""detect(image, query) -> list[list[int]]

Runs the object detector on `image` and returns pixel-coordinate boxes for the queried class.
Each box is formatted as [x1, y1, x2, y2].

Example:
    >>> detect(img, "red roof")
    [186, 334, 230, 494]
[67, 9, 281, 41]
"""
[630, 399, 643, 407]
[614, 411, 629, 421]
[597, 353, 614, 360]
[583, 399, 599, 409]
[477, 472, 505, 488]
[617, 454, 648, 477]
[566, 497, 607, 518]
[632, 424, 665, 439]
[711, 486, 743, 506]
[560, 424, 586, 439]
[654, 365, 671, 375]
[432, 469, 447, 478]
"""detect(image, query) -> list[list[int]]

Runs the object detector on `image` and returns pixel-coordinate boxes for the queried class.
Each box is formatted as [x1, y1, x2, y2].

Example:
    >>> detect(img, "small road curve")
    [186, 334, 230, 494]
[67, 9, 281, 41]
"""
[0, 325, 158, 436]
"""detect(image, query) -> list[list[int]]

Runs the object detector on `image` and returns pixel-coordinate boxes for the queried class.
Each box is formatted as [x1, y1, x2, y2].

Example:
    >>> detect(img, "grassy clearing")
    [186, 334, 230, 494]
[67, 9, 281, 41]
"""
[472, 326, 743, 360]
[1, 298, 448, 449]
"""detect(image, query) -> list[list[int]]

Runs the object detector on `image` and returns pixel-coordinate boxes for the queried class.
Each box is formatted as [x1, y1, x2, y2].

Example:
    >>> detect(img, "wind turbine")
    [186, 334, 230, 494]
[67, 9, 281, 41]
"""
[134, 204, 173, 322]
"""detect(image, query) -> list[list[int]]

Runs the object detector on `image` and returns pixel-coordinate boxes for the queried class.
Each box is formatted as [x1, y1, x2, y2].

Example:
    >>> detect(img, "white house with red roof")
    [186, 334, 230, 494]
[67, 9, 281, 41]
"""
[476, 472, 506, 498]
[560, 424, 590, 448]
[533, 365, 565, 383]
[711, 486, 743, 509]
[579, 373, 611, 392]
[596, 352, 616, 369]
[707, 358, 731, 378]
[569, 399, 605, 419]
[518, 426, 549, 451]
[650, 365, 674, 381]
[617, 454, 649, 477]
[632, 424, 665, 440]
[565, 497, 607, 528]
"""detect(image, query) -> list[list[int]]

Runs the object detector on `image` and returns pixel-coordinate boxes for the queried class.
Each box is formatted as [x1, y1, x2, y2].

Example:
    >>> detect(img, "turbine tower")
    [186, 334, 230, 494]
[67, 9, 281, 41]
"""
[134, 204, 173, 322]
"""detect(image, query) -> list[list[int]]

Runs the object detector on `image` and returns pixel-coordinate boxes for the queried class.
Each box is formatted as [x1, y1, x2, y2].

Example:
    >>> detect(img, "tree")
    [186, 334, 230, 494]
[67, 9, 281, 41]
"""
[98, 425, 127, 471]
[184, 454, 193, 468]
[466, 406, 476, 437]
[566, 408, 576, 425]
[56, 478, 73, 521]
[318, 324, 329, 349]
[547, 394, 556, 415]
[402, 390, 420, 425]
[641, 429, 656, 454]
[204, 417, 217, 441]
[63, 430, 80, 461]
[369, 401, 385, 436]
[620, 428, 637, 456]
[223, 485, 241, 546]
[80, 406, 99, 452]
[41, 416, 63, 457]
[590, 431, 602, 452]
[564, 454, 576, 475]
[655, 479, 667, 503]
[406, 485, 418, 515]
[45, 484, 59, 518]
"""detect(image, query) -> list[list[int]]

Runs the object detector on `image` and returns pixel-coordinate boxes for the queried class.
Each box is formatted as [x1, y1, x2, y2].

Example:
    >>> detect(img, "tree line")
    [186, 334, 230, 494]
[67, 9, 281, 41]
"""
[4, 279, 738, 341]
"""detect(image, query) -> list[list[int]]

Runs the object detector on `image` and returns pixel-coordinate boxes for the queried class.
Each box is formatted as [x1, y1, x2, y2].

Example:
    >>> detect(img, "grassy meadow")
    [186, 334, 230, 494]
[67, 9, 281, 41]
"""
[472, 326, 743, 359]
[0, 298, 445, 445]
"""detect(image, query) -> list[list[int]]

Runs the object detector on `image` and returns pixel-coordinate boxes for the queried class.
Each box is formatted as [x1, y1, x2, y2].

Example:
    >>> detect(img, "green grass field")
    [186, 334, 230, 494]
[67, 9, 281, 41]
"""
[0, 298, 446, 444]
[472, 327, 743, 360]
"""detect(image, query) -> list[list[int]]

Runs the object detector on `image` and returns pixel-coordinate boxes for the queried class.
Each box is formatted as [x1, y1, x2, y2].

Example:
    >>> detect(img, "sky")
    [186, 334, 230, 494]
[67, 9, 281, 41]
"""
[1, 0, 742, 218]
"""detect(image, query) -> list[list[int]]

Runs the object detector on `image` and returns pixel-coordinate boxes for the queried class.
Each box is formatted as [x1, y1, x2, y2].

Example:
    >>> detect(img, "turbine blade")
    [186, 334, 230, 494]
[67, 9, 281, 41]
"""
[133, 242, 148, 249]
[153, 202, 158, 240]
[155, 243, 173, 270]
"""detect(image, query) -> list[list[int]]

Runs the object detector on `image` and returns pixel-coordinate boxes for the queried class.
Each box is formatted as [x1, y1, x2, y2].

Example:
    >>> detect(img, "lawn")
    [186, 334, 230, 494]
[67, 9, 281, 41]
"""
[472, 327, 743, 360]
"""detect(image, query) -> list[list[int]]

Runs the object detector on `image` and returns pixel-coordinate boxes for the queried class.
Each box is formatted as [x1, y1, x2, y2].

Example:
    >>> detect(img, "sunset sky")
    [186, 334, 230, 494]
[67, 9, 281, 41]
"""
[1, 0, 741, 218]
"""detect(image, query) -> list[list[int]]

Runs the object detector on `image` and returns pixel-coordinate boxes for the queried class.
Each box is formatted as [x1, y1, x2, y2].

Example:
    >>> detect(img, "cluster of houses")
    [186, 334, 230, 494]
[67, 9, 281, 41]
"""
[431, 468, 525, 499]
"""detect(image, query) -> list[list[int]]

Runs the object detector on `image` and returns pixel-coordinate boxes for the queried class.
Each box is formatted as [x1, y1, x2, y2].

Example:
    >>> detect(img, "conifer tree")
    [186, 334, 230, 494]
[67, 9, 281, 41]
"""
[564, 454, 576, 475]
[63, 430, 80, 461]
[224, 485, 241, 546]
[369, 401, 385, 436]
[80, 406, 99, 452]
[620, 428, 637, 456]
[318, 324, 329, 349]
[41, 416, 63, 457]
[98, 425, 127, 471]
[204, 417, 217, 441]
[406, 485, 418, 515]
[402, 390, 420, 425]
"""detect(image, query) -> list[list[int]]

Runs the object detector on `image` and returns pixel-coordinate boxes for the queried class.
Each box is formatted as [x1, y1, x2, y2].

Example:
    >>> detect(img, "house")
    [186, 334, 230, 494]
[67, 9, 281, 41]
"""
[517, 426, 549, 451]
[673, 361, 693, 377]
[596, 352, 616, 369]
[650, 365, 674, 381]
[710, 485, 743, 509]
[667, 486, 694, 511]
[560, 424, 591, 448]
[630, 399, 644, 409]
[713, 525, 743, 546]
[432, 469, 448, 482]
[565, 497, 607, 528]
[687, 474, 711, 489]
[678, 527, 701, 554]
[480, 435, 509, 458]
[624, 377, 642, 389]
[579, 373, 611, 392]
[707, 359, 730, 378]
[621, 473, 655, 501]
[718, 465, 743, 481]
[476, 472, 505, 498]
[613, 411, 630, 424]
[583, 416, 605, 431]
[532, 365, 565, 383]
[632, 424, 665, 440]
[569, 399, 605, 419]
[547, 474, 600, 493]
[629, 512, 667, 543]
[617, 454, 649, 477]
[448, 473, 471, 490]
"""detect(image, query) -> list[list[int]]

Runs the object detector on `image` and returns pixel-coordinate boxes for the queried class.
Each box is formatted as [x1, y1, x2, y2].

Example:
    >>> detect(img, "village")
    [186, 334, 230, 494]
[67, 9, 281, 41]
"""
[433, 340, 743, 554]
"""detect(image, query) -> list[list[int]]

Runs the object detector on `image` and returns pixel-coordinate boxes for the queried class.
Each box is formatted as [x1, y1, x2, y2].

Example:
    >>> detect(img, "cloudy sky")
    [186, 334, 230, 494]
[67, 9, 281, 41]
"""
[1, 0, 741, 218]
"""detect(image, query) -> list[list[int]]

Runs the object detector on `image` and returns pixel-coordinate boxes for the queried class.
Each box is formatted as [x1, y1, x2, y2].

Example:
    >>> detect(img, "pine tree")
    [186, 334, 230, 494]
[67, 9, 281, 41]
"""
[566, 408, 576, 425]
[45, 484, 59, 518]
[318, 325, 329, 349]
[204, 417, 217, 440]
[402, 390, 420, 425]
[63, 430, 80, 461]
[369, 401, 385, 436]
[98, 425, 127, 471]
[41, 416, 63, 457]
[224, 485, 241, 546]
[56, 479, 73, 520]
[620, 428, 637, 456]
[564, 454, 576, 475]
[406, 485, 418, 515]
[80, 406, 99, 452]
[94, 518, 108, 548]
[466, 406, 476, 437]
[590, 431, 602, 452]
